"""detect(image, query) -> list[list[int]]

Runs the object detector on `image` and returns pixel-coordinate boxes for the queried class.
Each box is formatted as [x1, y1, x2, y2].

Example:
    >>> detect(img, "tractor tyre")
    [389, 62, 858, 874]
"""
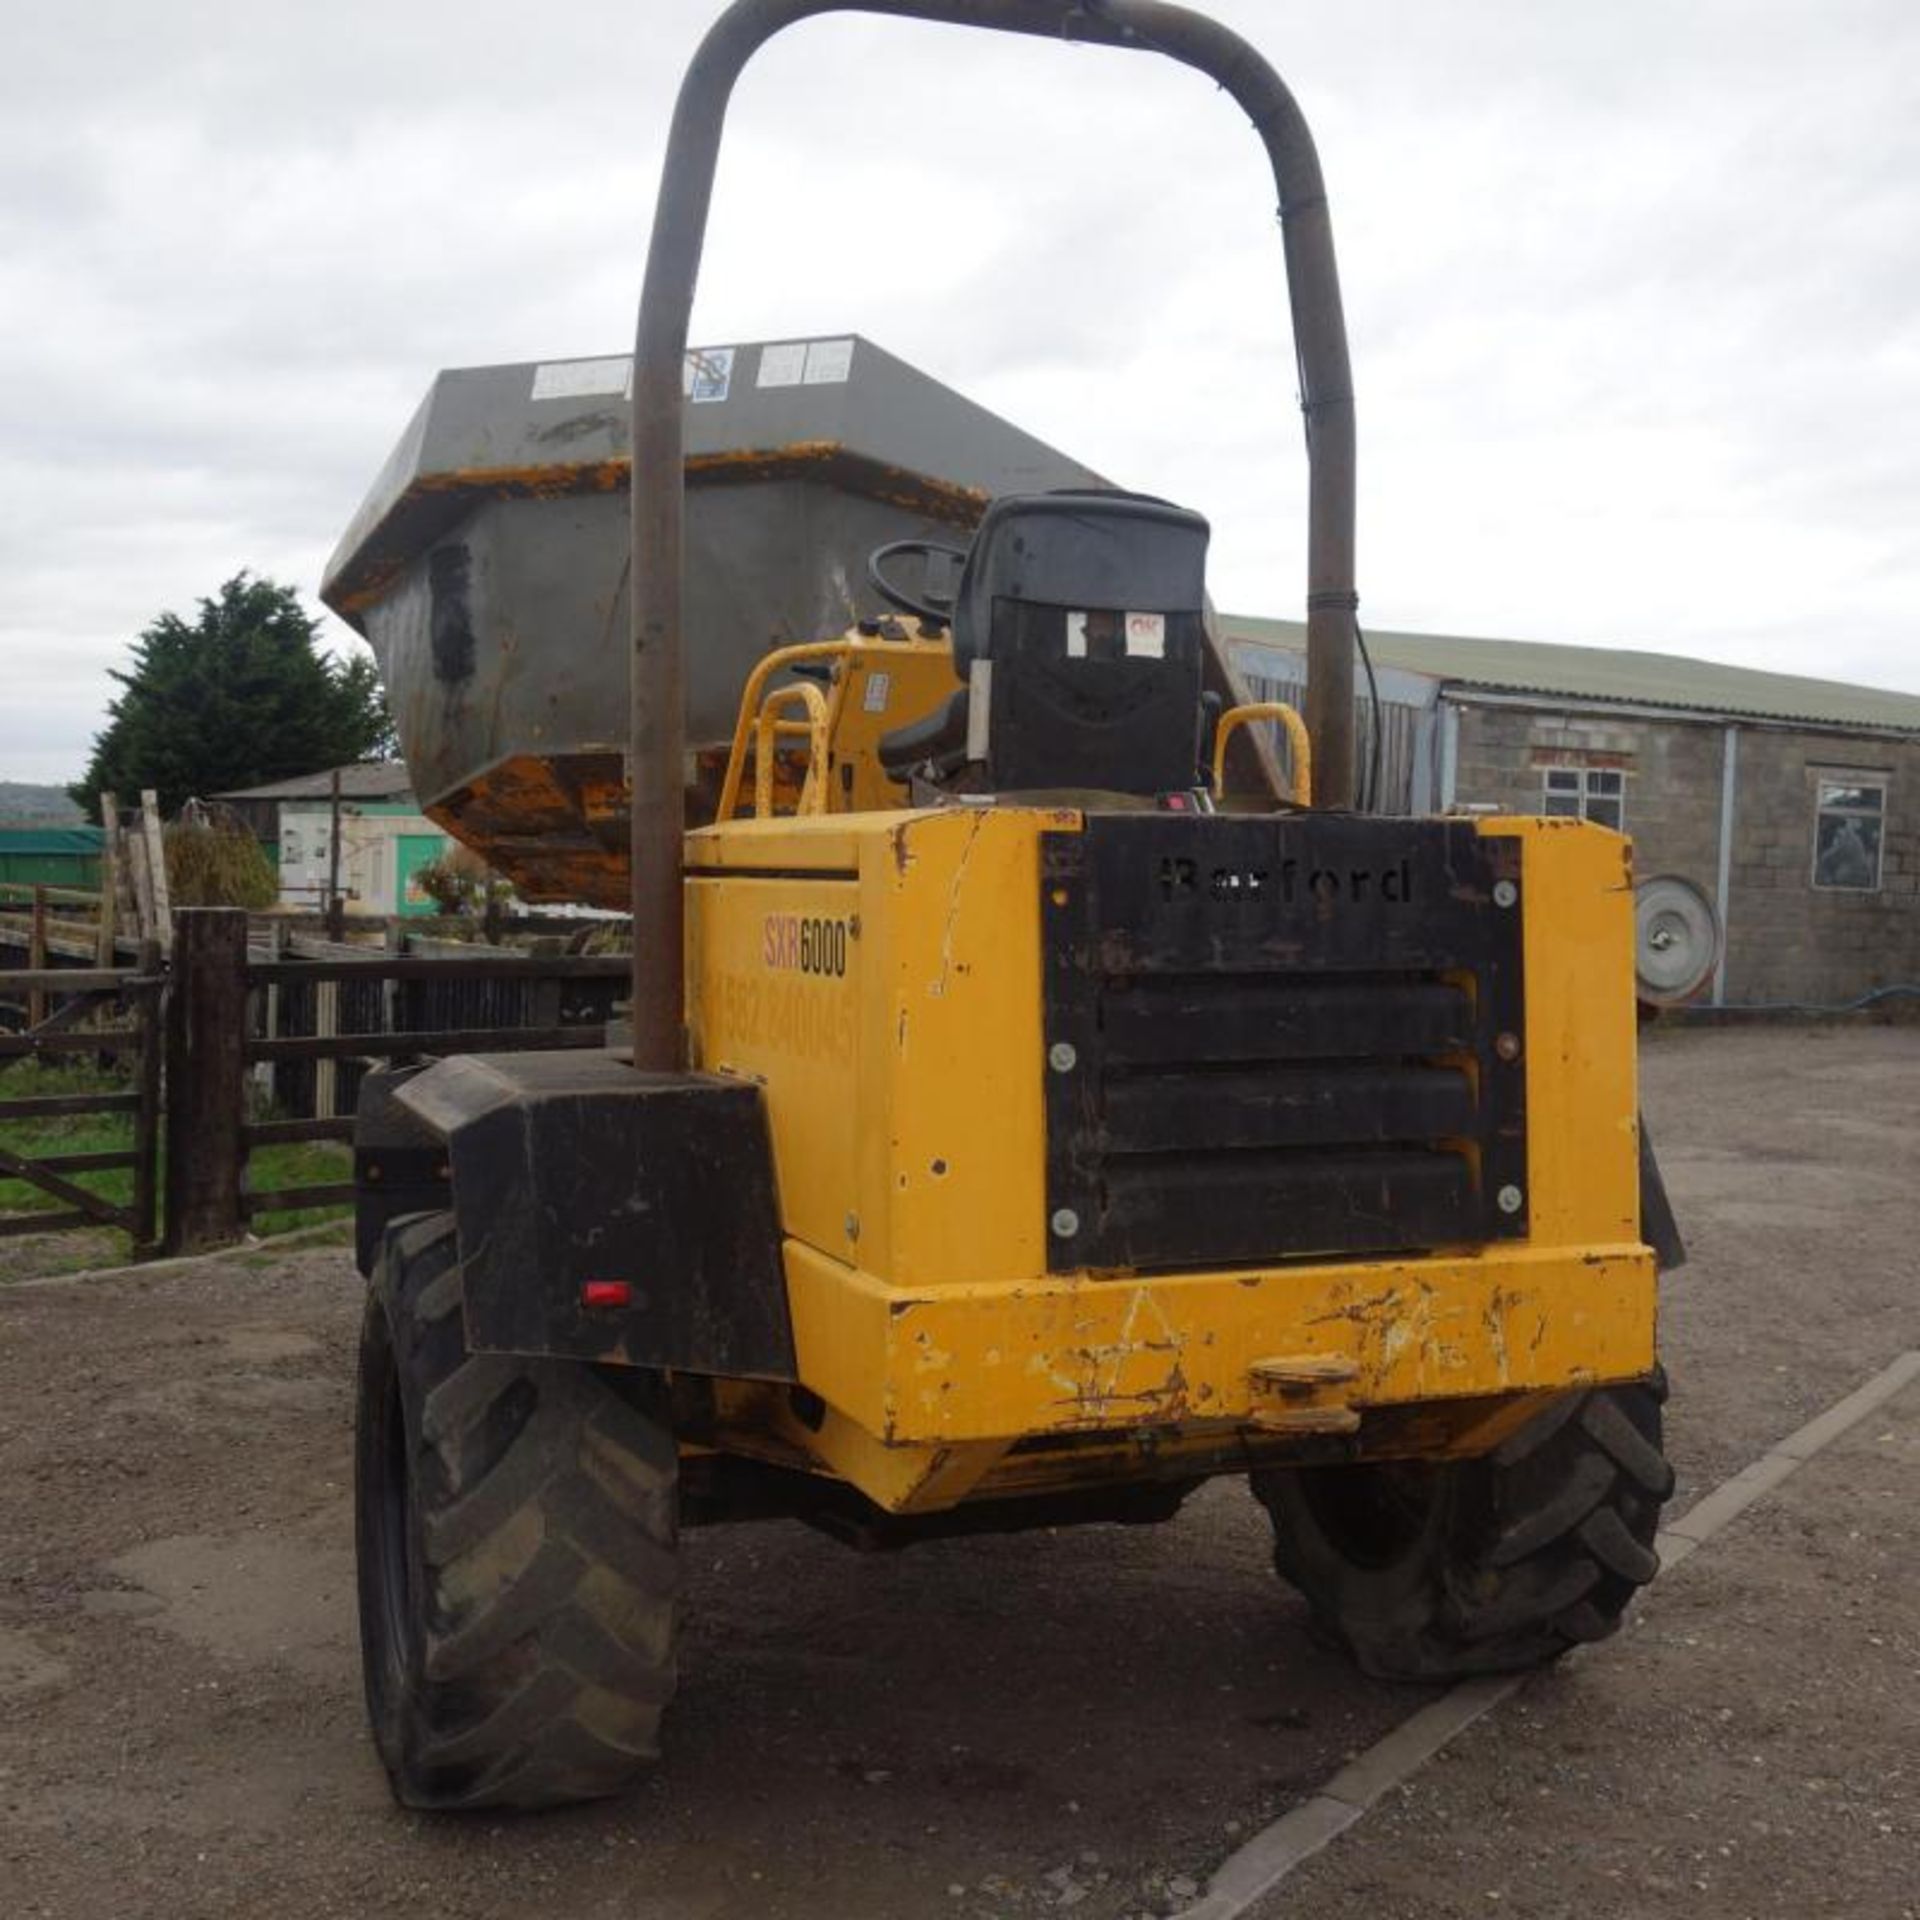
[354, 1211, 680, 1811]
[1252, 1372, 1672, 1680]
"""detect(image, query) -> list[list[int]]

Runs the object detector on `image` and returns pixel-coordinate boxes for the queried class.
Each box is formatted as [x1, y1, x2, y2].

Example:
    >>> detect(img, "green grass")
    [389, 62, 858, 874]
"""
[0, 1058, 353, 1257]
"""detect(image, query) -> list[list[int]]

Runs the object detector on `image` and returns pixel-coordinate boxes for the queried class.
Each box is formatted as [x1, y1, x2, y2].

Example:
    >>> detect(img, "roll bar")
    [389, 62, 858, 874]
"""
[630, 0, 1357, 1067]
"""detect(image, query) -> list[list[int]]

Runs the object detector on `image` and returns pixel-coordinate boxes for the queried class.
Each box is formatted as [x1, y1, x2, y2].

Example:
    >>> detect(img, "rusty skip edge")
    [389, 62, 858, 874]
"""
[324, 442, 990, 620]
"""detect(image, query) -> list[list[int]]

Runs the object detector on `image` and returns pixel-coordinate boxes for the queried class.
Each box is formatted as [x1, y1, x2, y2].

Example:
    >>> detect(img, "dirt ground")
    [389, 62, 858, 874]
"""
[2, 1024, 1916, 1920]
[1248, 1373, 1920, 1920]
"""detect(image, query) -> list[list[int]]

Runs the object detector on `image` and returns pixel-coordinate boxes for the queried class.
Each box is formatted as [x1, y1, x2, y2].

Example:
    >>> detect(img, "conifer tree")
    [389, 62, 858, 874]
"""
[71, 574, 394, 816]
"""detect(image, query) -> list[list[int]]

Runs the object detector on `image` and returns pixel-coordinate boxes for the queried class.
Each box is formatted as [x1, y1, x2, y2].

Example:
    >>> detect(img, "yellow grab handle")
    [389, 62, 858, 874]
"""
[716, 639, 852, 819]
[750, 682, 832, 819]
[1213, 701, 1311, 806]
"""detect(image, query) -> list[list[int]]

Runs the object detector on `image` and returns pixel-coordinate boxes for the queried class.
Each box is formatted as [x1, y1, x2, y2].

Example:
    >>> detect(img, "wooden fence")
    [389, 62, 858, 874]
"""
[169, 910, 626, 1251]
[0, 884, 121, 987]
[0, 905, 626, 1259]
[0, 953, 164, 1251]
[0, 792, 172, 980]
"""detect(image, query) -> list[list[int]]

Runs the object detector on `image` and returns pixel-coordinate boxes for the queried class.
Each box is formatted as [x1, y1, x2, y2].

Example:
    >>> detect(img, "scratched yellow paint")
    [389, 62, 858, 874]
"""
[686, 803, 1061, 1288]
[781, 1237, 1652, 1452]
[682, 800, 1655, 1514]
[686, 871, 862, 1261]
[1487, 815, 1642, 1249]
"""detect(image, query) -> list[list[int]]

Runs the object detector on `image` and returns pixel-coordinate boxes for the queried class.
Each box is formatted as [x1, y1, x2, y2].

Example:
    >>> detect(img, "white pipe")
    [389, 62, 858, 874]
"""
[1439, 702, 1460, 810]
[1713, 725, 1738, 1006]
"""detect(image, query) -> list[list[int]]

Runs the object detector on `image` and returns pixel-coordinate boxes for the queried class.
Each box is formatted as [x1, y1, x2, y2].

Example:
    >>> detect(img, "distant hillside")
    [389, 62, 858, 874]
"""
[0, 781, 83, 825]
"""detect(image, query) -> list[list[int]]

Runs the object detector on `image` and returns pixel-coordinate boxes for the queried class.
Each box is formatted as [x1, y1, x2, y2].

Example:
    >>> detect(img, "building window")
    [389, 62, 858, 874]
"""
[1812, 777, 1885, 892]
[1541, 765, 1625, 830]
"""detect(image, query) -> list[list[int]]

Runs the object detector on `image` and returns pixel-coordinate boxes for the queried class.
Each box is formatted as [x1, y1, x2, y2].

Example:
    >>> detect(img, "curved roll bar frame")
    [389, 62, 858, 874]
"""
[630, 0, 1357, 1068]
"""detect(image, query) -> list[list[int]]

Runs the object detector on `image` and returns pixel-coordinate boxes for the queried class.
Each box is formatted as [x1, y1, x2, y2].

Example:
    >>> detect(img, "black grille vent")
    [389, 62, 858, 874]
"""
[1041, 816, 1527, 1273]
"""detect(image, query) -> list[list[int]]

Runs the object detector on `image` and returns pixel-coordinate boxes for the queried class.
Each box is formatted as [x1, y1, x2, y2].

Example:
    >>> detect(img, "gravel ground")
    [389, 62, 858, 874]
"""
[1, 1023, 1915, 1919]
[1249, 1377, 1920, 1920]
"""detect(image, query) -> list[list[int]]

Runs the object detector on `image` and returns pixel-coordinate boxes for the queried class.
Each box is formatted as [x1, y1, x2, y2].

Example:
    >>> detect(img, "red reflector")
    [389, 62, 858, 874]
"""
[580, 1280, 633, 1310]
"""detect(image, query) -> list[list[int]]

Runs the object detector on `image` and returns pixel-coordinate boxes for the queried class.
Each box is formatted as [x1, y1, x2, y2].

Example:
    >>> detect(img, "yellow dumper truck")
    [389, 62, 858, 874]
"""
[327, 0, 1679, 1810]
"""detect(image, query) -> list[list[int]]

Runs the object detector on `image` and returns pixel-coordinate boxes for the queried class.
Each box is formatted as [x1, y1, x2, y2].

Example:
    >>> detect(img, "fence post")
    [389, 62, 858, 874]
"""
[97, 792, 122, 966]
[130, 938, 165, 1256]
[27, 886, 47, 1029]
[141, 789, 173, 957]
[163, 908, 249, 1254]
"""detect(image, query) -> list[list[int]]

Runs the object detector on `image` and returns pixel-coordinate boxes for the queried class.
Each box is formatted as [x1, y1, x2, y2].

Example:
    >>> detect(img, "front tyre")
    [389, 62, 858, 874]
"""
[355, 1212, 680, 1810]
[1252, 1372, 1672, 1680]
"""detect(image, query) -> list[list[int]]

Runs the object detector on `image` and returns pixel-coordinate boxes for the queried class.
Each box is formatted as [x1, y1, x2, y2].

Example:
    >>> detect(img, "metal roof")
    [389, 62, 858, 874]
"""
[214, 763, 416, 803]
[1220, 615, 1920, 737]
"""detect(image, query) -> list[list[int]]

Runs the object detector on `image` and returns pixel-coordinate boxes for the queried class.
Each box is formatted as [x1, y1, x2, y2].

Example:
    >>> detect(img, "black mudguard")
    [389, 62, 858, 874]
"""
[1639, 1114, 1686, 1273]
[353, 1051, 795, 1380]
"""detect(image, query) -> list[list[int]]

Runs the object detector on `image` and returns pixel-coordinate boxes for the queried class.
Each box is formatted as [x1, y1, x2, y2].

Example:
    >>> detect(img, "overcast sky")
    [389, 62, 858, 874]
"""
[4, 0, 1916, 785]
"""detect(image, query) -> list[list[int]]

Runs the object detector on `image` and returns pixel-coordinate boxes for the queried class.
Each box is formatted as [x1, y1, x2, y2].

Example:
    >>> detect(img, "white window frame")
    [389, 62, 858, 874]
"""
[1810, 773, 1887, 893]
[1540, 764, 1626, 831]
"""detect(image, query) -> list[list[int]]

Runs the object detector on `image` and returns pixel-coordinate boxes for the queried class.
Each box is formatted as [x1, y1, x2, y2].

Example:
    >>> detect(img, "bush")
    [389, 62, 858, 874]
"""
[410, 844, 511, 918]
[164, 818, 278, 909]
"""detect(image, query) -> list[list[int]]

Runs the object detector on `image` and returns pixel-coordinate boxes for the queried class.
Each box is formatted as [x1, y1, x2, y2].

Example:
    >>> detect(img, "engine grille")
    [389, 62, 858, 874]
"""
[1040, 814, 1528, 1273]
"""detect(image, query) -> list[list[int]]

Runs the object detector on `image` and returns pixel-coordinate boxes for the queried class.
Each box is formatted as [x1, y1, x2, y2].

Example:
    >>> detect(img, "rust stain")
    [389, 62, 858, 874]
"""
[331, 444, 992, 617]
[1307, 1285, 1403, 1328]
[1482, 1287, 1513, 1384]
[1040, 1283, 1192, 1427]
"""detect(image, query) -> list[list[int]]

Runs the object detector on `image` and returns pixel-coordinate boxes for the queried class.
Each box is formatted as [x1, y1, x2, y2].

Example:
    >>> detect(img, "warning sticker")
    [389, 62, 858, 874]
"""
[530, 356, 631, 402]
[862, 670, 892, 715]
[757, 342, 809, 389]
[1065, 611, 1166, 660]
[802, 337, 855, 385]
[682, 346, 736, 404]
[1065, 610, 1128, 659]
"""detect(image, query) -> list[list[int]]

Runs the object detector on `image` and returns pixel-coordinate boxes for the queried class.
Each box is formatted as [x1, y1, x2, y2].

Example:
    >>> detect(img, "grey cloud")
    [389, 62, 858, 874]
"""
[2, 0, 1917, 782]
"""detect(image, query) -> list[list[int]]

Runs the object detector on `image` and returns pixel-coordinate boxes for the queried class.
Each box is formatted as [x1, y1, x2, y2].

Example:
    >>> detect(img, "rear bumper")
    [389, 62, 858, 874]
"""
[785, 1240, 1658, 1445]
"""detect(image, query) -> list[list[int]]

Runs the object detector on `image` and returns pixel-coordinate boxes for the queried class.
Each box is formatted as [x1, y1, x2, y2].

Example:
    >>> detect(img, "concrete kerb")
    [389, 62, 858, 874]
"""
[1183, 1349, 1920, 1920]
[6, 1217, 352, 1292]
[1770, 1350, 1920, 1459]
[1189, 1796, 1358, 1916]
[1313, 1674, 1522, 1811]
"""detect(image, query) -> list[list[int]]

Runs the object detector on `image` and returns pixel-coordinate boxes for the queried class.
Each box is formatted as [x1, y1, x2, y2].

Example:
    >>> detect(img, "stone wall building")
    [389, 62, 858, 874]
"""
[1223, 618, 1920, 1009]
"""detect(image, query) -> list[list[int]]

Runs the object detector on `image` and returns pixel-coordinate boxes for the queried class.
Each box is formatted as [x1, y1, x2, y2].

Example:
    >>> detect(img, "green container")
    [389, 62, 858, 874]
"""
[0, 826, 104, 891]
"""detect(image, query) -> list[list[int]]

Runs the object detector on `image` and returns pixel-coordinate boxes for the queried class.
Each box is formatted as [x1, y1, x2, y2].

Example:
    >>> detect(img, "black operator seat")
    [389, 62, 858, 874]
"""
[958, 489, 1210, 794]
[875, 489, 1212, 793]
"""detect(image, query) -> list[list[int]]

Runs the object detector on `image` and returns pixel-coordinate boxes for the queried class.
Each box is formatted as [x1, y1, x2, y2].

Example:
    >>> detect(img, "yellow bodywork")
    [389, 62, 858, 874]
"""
[685, 779, 1653, 1514]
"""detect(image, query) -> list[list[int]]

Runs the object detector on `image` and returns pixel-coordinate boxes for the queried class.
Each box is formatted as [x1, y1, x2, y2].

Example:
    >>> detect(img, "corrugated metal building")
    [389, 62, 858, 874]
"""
[1223, 618, 1920, 1009]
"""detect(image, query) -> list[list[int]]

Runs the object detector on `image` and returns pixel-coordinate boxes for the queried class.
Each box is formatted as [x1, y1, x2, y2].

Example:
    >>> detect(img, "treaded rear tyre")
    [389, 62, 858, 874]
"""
[354, 1212, 680, 1810]
[1252, 1372, 1672, 1680]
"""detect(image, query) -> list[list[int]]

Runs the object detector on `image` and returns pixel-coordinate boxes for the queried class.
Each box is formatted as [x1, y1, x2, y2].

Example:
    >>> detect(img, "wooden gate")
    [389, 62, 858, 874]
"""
[0, 954, 164, 1253]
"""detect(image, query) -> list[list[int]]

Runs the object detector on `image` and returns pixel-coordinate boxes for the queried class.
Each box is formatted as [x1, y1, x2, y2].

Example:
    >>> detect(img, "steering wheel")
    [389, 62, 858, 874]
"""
[866, 538, 970, 626]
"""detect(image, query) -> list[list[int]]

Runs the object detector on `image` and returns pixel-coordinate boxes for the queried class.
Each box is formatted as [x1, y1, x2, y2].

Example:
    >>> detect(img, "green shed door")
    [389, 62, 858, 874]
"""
[396, 835, 446, 916]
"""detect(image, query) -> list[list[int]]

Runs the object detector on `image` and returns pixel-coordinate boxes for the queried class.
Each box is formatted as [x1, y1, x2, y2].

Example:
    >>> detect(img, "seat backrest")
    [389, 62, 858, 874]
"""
[951, 490, 1210, 795]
